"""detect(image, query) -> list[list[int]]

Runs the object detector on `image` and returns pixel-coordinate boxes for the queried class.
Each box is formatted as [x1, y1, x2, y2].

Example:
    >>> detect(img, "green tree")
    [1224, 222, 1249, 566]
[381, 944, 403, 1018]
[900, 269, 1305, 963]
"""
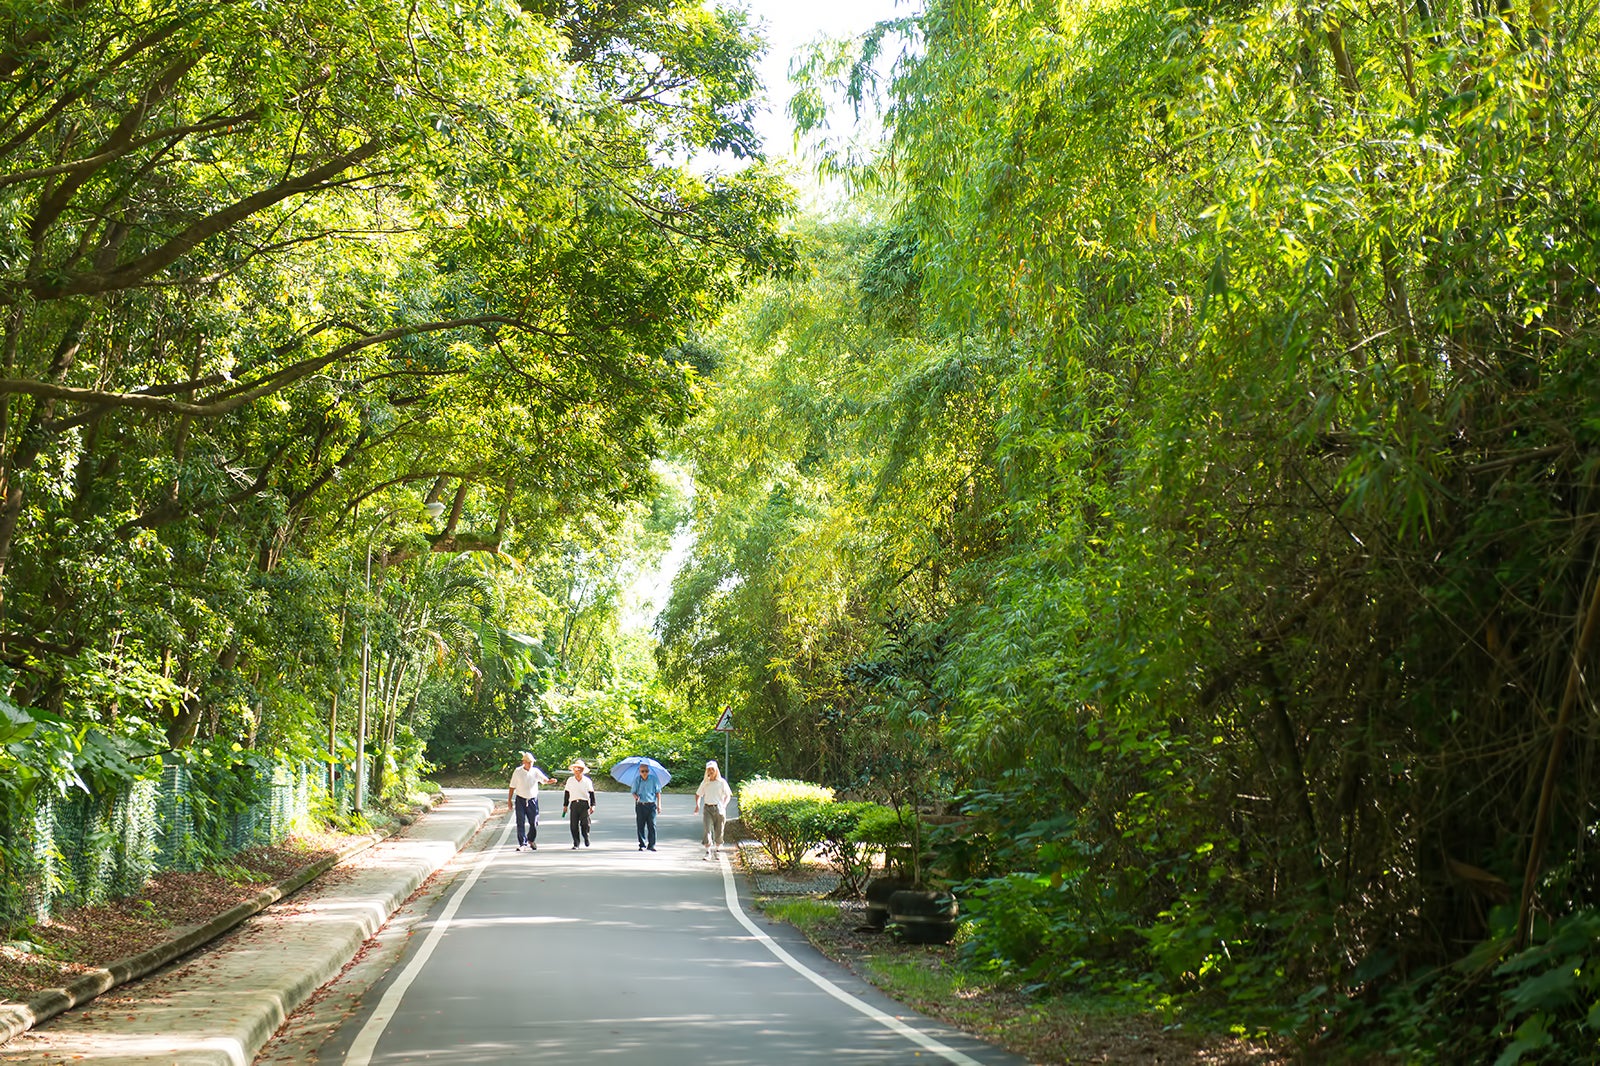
[670, 0, 1600, 1052]
[0, 0, 790, 814]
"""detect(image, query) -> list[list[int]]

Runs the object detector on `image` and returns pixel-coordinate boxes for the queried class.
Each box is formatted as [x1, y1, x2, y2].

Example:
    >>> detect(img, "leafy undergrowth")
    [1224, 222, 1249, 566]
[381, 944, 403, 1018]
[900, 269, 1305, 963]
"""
[0, 829, 353, 1004]
[755, 868, 1291, 1065]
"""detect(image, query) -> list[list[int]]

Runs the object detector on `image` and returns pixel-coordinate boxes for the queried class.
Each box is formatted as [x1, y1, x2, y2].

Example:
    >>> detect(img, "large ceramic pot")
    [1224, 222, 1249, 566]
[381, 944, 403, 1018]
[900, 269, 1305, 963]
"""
[887, 888, 959, 944]
[862, 876, 915, 931]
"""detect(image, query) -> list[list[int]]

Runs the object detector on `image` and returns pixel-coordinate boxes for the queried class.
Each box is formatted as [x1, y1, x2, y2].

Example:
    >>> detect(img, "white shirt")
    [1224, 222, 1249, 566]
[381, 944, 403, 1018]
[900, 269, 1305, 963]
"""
[695, 775, 732, 812]
[564, 774, 595, 804]
[509, 764, 548, 799]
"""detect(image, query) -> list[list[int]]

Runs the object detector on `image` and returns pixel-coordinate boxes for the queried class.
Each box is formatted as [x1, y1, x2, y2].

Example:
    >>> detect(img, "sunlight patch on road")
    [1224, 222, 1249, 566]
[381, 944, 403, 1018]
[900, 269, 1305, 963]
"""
[343, 815, 515, 1066]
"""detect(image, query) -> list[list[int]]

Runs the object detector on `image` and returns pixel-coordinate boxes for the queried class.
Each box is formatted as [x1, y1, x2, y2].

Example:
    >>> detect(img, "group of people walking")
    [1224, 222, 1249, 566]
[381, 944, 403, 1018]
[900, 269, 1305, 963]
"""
[504, 753, 732, 858]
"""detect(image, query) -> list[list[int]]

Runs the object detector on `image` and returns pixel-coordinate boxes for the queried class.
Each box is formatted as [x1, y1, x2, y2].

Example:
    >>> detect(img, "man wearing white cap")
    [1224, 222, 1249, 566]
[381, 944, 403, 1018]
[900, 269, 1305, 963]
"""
[694, 760, 732, 861]
[507, 752, 549, 851]
[562, 760, 596, 848]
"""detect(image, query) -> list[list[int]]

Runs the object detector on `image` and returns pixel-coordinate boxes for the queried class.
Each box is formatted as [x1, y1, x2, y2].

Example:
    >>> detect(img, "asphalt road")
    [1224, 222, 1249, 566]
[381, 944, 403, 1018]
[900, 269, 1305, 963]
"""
[272, 788, 1027, 1066]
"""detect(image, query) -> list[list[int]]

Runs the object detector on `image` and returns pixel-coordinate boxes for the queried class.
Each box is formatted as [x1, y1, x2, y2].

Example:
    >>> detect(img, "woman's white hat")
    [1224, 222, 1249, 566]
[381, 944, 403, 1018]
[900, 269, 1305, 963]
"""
[705, 760, 718, 769]
[570, 759, 588, 771]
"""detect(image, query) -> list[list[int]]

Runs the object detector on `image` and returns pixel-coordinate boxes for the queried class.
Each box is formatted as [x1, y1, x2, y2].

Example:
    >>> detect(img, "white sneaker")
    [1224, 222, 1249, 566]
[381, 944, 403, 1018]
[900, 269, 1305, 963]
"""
[703, 849, 711, 861]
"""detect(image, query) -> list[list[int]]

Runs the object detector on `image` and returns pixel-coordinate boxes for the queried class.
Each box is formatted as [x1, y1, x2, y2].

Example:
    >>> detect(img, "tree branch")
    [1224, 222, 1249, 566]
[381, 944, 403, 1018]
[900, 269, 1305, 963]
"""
[1, 314, 531, 417]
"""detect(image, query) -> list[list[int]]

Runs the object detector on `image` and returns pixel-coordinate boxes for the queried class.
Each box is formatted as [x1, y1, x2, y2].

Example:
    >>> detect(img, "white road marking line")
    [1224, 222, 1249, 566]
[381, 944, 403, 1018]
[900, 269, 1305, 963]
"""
[715, 850, 985, 1065]
[342, 810, 983, 1065]
[343, 812, 514, 1066]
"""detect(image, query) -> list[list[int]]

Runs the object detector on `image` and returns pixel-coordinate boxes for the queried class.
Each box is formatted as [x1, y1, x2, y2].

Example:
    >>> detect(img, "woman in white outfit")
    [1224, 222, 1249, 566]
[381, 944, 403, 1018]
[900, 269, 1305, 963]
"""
[694, 760, 733, 860]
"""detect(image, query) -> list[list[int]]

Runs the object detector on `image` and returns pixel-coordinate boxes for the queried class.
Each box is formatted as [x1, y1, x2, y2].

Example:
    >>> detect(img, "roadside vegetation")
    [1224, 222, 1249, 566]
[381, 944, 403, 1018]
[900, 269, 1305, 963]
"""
[0, 0, 781, 931]
[2, 0, 1597, 1061]
[651, 3, 1600, 1057]
[747, 832, 1288, 1064]
[0, 830, 349, 1003]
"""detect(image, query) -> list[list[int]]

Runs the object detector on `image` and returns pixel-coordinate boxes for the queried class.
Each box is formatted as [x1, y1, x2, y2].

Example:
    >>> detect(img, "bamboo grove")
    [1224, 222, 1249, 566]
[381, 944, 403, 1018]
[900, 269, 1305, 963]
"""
[655, 0, 1600, 1056]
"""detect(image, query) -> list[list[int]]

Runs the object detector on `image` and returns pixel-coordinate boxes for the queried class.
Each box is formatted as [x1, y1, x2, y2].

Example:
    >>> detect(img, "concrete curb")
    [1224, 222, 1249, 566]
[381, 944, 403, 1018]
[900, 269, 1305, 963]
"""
[175, 792, 495, 1066]
[0, 800, 444, 1048]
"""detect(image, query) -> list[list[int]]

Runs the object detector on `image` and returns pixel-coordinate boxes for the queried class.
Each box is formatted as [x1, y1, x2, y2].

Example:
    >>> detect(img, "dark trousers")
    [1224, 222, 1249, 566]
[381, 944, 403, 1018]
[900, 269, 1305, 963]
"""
[635, 802, 657, 849]
[514, 794, 539, 845]
[567, 799, 591, 846]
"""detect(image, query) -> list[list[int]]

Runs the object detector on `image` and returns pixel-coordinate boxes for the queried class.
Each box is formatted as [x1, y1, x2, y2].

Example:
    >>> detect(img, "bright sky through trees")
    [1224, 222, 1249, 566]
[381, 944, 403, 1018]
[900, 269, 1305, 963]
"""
[739, 0, 906, 158]
[626, 5, 906, 630]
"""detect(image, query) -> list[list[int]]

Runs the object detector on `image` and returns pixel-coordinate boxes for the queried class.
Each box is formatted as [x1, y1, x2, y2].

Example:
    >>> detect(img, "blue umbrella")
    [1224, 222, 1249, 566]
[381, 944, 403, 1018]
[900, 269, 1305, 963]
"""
[610, 756, 671, 787]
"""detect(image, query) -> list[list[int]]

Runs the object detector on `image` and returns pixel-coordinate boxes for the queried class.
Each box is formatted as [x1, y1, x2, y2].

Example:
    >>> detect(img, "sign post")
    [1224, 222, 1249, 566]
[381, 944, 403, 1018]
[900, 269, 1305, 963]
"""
[713, 706, 733, 781]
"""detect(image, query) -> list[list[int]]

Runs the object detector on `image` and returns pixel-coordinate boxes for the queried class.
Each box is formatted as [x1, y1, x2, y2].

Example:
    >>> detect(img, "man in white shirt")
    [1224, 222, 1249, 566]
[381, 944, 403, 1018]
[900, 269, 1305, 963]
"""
[507, 752, 549, 851]
[562, 760, 597, 848]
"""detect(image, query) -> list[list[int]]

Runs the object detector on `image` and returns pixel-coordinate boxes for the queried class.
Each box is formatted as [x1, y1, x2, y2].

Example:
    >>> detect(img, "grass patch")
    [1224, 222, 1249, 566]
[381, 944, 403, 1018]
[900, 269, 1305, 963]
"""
[759, 897, 838, 933]
[748, 888, 1290, 1064]
[863, 955, 965, 999]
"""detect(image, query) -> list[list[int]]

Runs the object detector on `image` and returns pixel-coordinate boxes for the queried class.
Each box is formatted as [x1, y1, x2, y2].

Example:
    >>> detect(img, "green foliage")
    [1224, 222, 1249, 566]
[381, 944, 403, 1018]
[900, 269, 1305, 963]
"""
[621, 689, 728, 777]
[811, 800, 878, 896]
[849, 801, 921, 881]
[668, 0, 1600, 1050]
[1490, 911, 1600, 1064]
[4, 0, 1597, 1054]
[849, 802, 911, 851]
[534, 687, 643, 773]
[382, 726, 436, 804]
[958, 873, 1060, 980]
[0, 696, 37, 746]
[0, 0, 792, 840]
[736, 778, 836, 869]
[419, 491, 704, 777]
[0, 747, 319, 934]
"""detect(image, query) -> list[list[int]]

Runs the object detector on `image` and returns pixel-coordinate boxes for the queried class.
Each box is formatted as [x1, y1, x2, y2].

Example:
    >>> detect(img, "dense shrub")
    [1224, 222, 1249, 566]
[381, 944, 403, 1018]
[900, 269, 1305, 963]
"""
[849, 802, 917, 879]
[958, 873, 1059, 979]
[736, 778, 834, 868]
[813, 801, 879, 896]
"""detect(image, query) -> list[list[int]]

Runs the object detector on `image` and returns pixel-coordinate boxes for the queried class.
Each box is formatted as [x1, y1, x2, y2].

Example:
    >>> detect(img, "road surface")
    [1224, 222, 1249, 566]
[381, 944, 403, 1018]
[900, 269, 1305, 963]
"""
[265, 789, 1026, 1065]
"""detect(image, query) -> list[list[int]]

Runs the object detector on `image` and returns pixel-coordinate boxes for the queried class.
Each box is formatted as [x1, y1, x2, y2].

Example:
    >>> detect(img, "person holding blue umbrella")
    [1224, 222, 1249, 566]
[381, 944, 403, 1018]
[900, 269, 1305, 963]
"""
[611, 756, 671, 851]
[631, 762, 664, 851]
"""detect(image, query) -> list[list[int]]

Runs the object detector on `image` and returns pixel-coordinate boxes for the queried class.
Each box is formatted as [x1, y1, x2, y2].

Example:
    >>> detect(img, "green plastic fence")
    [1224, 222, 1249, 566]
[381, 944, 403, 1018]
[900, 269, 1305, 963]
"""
[8, 756, 324, 928]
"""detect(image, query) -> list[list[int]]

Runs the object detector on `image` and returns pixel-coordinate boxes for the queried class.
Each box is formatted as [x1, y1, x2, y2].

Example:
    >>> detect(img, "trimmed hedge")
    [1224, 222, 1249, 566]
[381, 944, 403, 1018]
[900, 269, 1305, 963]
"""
[849, 802, 918, 880]
[737, 778, 914, 894]
[736, 778, 834, 869]
[815, 801, 878, 896]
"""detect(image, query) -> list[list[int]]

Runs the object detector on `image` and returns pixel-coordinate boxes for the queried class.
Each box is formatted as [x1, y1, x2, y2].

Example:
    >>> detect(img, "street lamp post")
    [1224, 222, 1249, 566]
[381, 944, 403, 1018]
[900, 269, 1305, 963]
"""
[356, 518, 381, 815]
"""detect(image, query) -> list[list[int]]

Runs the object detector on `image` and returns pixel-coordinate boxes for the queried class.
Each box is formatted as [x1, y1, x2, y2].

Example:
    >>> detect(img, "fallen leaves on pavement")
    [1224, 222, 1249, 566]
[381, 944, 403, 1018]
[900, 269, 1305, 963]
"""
[0, 831, 350, 1004]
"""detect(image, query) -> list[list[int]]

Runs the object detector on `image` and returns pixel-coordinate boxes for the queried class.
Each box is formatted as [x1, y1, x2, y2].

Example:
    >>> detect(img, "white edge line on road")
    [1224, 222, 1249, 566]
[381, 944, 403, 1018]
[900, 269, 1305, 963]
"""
[343, 807, 513, 1066]
[716, 851, 985, 1066]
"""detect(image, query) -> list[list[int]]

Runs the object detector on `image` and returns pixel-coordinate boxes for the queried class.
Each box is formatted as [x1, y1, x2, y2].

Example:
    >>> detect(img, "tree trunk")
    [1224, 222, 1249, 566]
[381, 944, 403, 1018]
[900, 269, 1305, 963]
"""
[168, 641, 240, 747]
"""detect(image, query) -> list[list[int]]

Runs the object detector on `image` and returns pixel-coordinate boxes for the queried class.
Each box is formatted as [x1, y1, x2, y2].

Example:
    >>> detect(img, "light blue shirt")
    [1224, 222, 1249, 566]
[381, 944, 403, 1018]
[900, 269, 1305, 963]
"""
[632, 773, 663, 804]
